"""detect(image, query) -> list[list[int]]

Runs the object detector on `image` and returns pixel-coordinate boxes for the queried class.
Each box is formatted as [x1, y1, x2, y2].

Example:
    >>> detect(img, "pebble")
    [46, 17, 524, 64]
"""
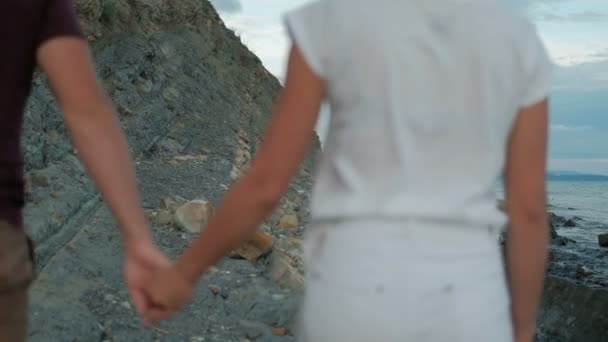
[208, 284, 222, 294]
[598, 233, 608, 247]
[272, 328, 289, 336]
[272, 294, 285, 301]
[174, 199, 215, 233]
[154, 209, 173, 225]
[278, 214, 299, 231]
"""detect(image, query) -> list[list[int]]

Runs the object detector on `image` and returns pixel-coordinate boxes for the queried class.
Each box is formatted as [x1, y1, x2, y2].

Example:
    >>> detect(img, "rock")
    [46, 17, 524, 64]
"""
[207, 284, 222, 295]
[157, 138, 183, 154]
[159, 196, 186, 212]
[576, 266, 593, 279]
[75, 0, 102, 20]
[268, 237, 304, 292]
[538, 276, 608, 341]
[239, 320, 266, 340]
[117, 105, 133, 116]
[153, 209, 173, 225]
[278, 214, 299, 231]
[269, 256, 304, 292]
[172, 154, 208, 163]
[555, 236, 575, 246]
[207, 284, 228, 299]
[174, 200, 215, 233]
[549, 217, 559, 240]
[598, 234, 608, 247]
[231, 231, 273, 262]
[549, 212, 566, 227]
[30, 173, 50, 187]
[497, 199, 506, 212]
[272, 328, 289, 336]
[564, 219, 577, 227]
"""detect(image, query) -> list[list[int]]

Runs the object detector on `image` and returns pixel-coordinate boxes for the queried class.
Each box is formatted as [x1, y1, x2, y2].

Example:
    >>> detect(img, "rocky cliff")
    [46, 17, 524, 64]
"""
[26, 1, 317, 341]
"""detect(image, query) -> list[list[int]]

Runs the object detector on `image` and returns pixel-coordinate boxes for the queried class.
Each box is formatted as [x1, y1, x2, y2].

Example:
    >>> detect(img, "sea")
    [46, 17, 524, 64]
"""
[497, 180, 608, 247]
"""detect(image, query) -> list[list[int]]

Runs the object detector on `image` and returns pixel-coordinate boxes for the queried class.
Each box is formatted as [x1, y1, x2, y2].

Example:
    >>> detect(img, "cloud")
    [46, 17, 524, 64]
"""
[210, 0, 243, 14]
[223, 14, 288, 76]
[552, 60, 608, 90]
[551, 124, 594, 132]
[535, 10, 608, 22]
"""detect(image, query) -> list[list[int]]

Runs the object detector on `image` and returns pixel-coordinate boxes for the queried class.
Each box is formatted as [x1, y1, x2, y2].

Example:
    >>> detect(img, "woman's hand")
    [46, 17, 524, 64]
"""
[141, 264, 196, 324]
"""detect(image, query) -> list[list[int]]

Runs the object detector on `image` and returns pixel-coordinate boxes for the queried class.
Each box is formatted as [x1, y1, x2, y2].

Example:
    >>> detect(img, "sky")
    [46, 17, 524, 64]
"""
[211, 0, 608, 175]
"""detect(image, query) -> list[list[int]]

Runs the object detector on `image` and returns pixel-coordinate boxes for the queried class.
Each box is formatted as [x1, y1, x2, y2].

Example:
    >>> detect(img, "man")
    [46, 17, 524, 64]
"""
[0, 1, 168, 340]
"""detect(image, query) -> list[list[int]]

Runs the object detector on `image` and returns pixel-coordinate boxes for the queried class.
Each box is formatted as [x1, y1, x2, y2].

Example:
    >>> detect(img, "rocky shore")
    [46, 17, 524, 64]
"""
[498, 200, 608, 341]
[537, 210, 608, 342]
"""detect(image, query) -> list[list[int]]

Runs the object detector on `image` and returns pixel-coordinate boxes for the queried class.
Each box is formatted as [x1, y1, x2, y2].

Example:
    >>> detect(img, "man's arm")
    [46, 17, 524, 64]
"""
[36, 37, 172, 318]
[36, 37, 151, 249]
[504, 99, 550, 342]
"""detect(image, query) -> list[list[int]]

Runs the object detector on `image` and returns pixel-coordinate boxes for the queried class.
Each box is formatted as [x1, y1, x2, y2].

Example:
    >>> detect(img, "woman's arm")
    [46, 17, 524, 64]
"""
[176, 44, 325, 283]
[504, 99, 550, 342]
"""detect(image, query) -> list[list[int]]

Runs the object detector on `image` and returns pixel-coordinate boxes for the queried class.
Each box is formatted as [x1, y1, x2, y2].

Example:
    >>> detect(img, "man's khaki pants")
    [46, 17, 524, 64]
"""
[0, 221, 33, 342]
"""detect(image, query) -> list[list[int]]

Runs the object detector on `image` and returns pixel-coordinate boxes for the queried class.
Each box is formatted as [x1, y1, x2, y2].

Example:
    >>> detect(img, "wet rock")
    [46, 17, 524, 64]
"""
[174, 200, 215, 233]
[598, 234, 608, 247]
[576, 266, 593, 279]
[231, 231, 273, 262]
[564, 219, 577, 228]
[554, 236, 575, 246]
[278, 214, 299, 231]
[538, 276, 608, 341]
[549, 212, 567, 227]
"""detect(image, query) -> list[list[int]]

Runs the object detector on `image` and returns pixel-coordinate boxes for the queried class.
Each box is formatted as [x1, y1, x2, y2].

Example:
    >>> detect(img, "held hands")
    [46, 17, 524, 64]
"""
[140, 263, 196, 324]
[123, 240, 171, 320]
[123, 240, 196, 325]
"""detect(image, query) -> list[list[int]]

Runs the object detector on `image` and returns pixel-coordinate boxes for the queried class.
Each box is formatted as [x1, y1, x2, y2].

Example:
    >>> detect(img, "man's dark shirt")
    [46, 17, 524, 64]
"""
[0, 0, 83, 226]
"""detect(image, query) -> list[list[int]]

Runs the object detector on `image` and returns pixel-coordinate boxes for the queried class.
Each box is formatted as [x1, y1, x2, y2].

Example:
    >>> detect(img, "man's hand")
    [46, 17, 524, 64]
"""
[141, 264, 196, 324]
[123, 241, 171, 320]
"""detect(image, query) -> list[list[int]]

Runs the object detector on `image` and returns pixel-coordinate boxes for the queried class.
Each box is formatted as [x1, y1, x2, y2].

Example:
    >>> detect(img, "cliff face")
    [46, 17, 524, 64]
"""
[24, 0, 319, 265]
[25, 1, 318, 340]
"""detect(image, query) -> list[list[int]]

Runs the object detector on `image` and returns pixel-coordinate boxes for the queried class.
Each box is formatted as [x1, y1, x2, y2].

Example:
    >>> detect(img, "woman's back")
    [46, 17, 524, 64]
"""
[288, 0, 553, 227]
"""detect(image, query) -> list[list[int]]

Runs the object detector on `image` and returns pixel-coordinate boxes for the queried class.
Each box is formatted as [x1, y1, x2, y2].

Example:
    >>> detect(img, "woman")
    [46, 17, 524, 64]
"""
[143, 0, 552, 341]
